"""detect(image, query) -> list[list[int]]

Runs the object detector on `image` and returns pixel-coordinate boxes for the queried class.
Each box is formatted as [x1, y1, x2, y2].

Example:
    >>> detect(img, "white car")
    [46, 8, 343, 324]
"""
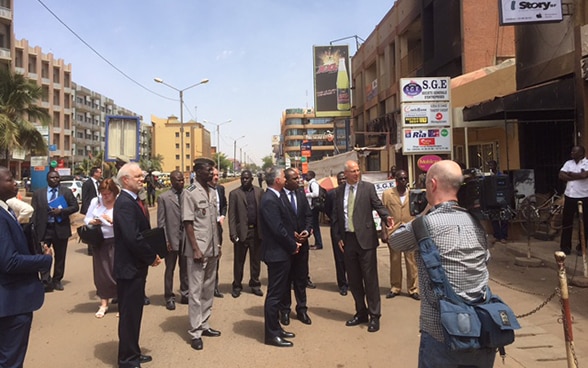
[60, 180, 83, 202]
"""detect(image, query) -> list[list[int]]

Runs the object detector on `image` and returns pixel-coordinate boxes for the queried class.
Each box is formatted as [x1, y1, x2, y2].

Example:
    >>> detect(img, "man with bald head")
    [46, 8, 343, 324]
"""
[388, 160, 495, 367]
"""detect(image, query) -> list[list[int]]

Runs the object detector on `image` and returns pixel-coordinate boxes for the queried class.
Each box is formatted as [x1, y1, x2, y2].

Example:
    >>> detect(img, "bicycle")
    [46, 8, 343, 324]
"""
[518, 191, 564, 238]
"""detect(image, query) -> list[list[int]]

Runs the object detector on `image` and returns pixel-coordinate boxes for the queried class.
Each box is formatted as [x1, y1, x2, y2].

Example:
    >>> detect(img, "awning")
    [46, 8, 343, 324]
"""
[462, 78, 575, 122]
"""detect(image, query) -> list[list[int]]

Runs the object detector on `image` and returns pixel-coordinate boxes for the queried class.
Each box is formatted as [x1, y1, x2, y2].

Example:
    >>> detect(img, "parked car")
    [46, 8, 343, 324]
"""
[60, 180, 83, 202]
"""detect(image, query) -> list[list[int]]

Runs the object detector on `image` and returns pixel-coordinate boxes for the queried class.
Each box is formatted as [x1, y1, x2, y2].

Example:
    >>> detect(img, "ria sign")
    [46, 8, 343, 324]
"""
[499, 0, 562, 25]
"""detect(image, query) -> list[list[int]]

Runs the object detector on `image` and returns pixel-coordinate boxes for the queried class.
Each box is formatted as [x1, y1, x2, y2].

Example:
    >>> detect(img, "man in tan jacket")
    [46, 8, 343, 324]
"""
[381, 169, 419, 300]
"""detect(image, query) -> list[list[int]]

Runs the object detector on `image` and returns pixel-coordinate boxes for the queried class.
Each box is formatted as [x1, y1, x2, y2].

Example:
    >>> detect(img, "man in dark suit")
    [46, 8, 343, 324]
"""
[0, 166, 53, 368]
[80, 166, 102, 256]
[80, 166, 102, 215]
[114, 163, 161, 368]
[332, 160, 391, 333]
[324, 171, 348, 296]
[157, 170, 188, 311]
[31, 170, 79, 292]
[260, 167, 300, 347]
[209, 167, 227, 298]
[279, 168, 313, 326]
[228, 170, 264, 298]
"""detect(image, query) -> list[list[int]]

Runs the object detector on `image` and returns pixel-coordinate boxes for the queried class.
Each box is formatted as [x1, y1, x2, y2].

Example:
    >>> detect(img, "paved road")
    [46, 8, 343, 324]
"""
[22, 181, 587, 367]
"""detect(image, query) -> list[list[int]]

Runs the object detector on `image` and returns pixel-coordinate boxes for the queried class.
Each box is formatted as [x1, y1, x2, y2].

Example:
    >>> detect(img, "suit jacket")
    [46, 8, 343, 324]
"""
[281, 188, 312, 250]
[0, 204, 52, 318]
[80, 178, 99, 215]
[31, 186, 79, 241]
[260, 189, 298, 263]
[113, 190, 157, 280]
[228, 185, 263, 243]
[217, 185, 227, 218]
[332, 180, 389, 250]
[157, 188, 184, 252]
[381, 187, 414, 233]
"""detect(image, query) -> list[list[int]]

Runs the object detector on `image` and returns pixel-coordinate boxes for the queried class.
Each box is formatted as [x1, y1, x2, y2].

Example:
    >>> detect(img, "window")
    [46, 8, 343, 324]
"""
[175, 132, 180, 138]
[175, 155, 180, 160]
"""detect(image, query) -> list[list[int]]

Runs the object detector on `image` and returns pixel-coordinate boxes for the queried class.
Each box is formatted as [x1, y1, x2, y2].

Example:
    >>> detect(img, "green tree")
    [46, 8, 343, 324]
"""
[261, 155, 274, 171]
[213, 152, 231, 171]
[0, 68, 51, 167]
[140, 154, 164, 172]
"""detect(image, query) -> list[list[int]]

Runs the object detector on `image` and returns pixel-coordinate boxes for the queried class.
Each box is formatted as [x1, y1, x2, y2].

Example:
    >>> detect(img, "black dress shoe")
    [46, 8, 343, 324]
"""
[251, 287, 264, 297]
[179, 296, 189, 305]
[231, 289, 241, 298]
[139, 354, 152, 363]
[345, 314, 368, 327]
[410, 293, 421, 301]
[279, 311, 290, 326]
[214, 289, 224, 298]
[306, 279, 316, 289]
[144, 297, 151, 305]
[265, 336, 293, 347]
[166, 299, 176, 310]
[191, 338, 203, 350]
[280, 329, 295, 338]
[111, 298, 118, 304]
[297, 312, 312, 325]
[368, 316, 380, 332]
[339, 286, 348, 296]
[201, 328, 221, 337]
[44, 283, 54, 293]
[53, 281, 64, 291]
[386, 291, 399, 299]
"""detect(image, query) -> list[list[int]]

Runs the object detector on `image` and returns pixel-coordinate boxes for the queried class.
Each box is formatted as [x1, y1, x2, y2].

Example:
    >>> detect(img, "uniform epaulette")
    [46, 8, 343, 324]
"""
[187, 184, 197, 192]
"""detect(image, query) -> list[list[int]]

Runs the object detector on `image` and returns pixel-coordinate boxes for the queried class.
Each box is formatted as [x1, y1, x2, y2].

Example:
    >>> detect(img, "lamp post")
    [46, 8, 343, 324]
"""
[240, 144, 248, 169]
[233, 135, 245, 173]
[154, 77, 209, 175]
[203, 119, 232, 170]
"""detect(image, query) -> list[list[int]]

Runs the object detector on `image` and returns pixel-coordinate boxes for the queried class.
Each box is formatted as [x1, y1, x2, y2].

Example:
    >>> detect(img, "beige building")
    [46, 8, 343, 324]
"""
[151, 114, 212, 174]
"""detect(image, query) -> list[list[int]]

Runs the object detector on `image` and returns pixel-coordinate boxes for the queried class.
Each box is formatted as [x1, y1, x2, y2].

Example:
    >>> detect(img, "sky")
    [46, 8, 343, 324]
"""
[14, 0, 395, 166]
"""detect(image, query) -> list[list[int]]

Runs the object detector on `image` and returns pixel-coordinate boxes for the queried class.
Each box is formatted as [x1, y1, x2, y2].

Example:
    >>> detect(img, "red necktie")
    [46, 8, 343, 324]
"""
[137, 197, 148, 218]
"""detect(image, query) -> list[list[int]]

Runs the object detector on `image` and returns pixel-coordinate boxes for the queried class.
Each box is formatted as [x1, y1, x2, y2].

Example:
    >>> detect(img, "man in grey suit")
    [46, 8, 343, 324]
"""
[331, 160, 391, 333]
[157, 170, 189, 311]
[228, 170, 264, 298]
[31, 170, 79, 292]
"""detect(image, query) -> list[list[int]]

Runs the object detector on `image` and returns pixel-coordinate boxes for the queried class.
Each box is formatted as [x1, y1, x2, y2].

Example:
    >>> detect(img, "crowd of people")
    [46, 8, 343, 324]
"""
[5, 148, 588, 367]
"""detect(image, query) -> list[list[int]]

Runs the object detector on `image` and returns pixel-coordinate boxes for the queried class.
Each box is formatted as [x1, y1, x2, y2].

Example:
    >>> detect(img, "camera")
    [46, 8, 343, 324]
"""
[410, 189, 428, 216]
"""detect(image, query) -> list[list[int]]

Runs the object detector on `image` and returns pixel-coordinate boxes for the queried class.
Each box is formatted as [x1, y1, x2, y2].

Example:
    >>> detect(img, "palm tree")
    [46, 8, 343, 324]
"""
[0, 68, 51, 167]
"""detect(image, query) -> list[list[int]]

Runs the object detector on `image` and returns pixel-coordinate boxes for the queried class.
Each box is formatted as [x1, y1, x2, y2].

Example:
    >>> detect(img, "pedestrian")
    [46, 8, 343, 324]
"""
[182, 158, 222, 351]
[331, 160, 391, 333]
[83, 178, 119, 318]
[388, 160, 496, 367]
[305, 171, 323, 249]
[6, 195, 34, 224]
[324, 171, 348, 296]
[208, 167, 227, 298]
[279, 168, 313, 326]
[113, 163, 162, 367]
[81, 166, 103, 256]
[228, 170, 264, 298]
[558, 145, 588, 255]
[488, 160, 508, 244]
[0, 166, 53, 368]
[381, 170, 419, 300]
[31, 170, 79, 292]
[260, 167, 300, 347]
[144, 170, 157, 207]
[157, 170, 189, 311]
[257, 172, 263, 187]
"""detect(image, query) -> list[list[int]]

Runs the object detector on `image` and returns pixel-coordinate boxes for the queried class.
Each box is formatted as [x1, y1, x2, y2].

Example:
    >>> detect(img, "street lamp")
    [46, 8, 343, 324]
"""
[153, 77, 209, 175]
[233, 135, 245, 173]
[203, 119, 232, 170]
[240, 144, 248, 169]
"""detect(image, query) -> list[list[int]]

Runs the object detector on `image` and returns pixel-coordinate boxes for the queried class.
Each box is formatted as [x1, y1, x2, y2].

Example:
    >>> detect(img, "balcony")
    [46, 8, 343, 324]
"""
[0, 48, 10, 61]
[400, 47, 423, 77]
[0, 6, 12, 22]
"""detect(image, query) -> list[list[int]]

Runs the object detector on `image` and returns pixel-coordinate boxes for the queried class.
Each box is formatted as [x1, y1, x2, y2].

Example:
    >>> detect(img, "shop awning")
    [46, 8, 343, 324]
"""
[462, 78, 575, 122]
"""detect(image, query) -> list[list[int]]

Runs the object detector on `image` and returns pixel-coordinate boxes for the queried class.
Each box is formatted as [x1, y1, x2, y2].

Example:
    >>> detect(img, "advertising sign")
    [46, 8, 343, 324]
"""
[401, 102, 451, 126]
[417, 155, 443, 171]
[400, 77, 451, 102]
[300, 141, 312, 158]
[313, 45, 351, 117]
[105, 116, 140, 162]
[402, 128, 452, 154]
[499, 0, 563, 25]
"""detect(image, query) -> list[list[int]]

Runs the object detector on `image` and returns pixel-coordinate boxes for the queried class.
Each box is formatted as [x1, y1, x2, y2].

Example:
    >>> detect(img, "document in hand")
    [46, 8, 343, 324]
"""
[141, 227, 168, 258]
[48, 195, 68, 209]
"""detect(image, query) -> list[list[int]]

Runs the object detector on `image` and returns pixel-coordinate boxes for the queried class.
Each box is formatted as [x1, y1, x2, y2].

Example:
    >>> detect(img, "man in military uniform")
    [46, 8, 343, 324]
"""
[182, 158, 221, 351]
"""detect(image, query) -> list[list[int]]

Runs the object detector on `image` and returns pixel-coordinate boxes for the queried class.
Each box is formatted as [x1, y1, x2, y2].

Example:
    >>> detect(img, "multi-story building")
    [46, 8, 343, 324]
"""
[0, 0, 12, 72]
[151, 114, 212, 174]
[350, 0, 515, 175]
[280, 108, 343, 170]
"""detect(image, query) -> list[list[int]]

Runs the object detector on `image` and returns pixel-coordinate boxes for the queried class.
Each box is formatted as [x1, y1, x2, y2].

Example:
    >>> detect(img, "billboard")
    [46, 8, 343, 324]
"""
[105, 116, 140, 162]
[499, 0, 563, 25]
[402, 127, 452, 154]
[313, 45, 351, 118]
[401, 102, 451, 126]
[400, 77, 451, 102]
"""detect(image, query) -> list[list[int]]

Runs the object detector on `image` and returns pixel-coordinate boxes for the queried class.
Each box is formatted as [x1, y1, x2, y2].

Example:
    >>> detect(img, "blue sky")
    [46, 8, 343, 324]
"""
[15, 0, 394, 165]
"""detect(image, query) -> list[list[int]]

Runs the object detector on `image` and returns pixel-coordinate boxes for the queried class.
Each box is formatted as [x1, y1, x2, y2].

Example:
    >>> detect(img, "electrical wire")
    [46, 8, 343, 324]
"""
[35, 0, 177, 102]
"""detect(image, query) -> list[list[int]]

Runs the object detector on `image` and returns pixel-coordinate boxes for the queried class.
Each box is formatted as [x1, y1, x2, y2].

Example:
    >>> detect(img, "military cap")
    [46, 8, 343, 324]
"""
[193, 157, 215, 171]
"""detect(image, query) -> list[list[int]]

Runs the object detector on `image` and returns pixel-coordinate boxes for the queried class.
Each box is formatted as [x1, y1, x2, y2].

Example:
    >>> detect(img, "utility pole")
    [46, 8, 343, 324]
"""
[574, 0, 588, 146]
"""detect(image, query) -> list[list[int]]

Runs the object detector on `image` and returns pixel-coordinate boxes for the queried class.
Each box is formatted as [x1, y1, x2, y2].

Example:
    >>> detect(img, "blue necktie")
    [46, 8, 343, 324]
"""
[50, 188, 57, 201]
[289, 191, 297, 214]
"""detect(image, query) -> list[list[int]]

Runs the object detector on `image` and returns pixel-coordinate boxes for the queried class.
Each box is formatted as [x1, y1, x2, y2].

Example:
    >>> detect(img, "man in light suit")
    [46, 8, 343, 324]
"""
[80, 166, 102, 255]
[332, 160, 391, 333]
[31, 170, 79, 292]
[114, 162, 161, 368]
[0, 166, 53, 368]
[209, 168, 227, 298]
[260, 167, 300, 347]
[228, 170, 264, 298]
[157, 170, 188, 311]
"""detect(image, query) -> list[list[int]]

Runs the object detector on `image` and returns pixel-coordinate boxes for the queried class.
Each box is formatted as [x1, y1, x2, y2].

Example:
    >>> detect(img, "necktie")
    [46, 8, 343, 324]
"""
[50, 188, 57, 201]
[348, 185, 355, 232]
[289, 191, 297, 214]
[94, 180, 100, 196]
[7, 207, 18, 222]
[137, 197, 148, 218]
